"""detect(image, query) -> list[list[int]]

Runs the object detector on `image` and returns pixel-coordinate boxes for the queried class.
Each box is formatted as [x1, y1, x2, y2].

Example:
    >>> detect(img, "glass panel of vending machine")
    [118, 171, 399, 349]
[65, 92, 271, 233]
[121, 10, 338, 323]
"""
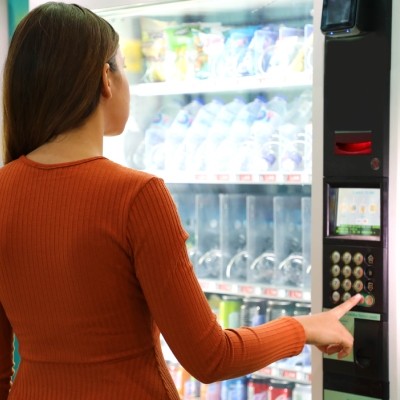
[98, 0, 314, 398]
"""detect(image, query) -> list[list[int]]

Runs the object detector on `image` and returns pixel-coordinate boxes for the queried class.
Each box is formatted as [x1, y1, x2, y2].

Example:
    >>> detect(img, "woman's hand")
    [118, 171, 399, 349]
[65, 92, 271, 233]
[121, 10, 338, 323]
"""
[294, 294, 363, 359]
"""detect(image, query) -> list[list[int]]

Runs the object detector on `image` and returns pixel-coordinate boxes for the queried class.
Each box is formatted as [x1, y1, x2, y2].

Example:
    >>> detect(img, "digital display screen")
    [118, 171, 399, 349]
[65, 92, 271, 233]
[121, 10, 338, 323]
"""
[321, 0, 357, 33]
[328, 187, 381, 239]
[325, 0, 352, 26]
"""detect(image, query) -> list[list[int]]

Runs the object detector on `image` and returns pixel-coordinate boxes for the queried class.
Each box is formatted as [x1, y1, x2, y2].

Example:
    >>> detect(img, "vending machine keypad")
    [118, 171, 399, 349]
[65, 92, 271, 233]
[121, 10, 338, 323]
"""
[329, 250, 375, 307]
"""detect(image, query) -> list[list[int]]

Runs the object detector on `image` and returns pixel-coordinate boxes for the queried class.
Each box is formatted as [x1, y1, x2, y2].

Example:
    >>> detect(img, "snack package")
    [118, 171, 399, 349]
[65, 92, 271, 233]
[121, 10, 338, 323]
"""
[141, 17, 176, 82]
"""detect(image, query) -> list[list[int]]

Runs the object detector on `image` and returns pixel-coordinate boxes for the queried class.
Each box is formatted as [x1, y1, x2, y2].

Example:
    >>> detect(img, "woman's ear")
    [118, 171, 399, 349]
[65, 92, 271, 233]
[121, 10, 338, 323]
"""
[101, 63, 112, 99]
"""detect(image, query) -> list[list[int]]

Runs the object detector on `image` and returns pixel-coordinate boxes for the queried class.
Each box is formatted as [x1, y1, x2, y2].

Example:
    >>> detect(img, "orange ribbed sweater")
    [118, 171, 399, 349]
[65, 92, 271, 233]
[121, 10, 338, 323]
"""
[0, 156, 305, 399]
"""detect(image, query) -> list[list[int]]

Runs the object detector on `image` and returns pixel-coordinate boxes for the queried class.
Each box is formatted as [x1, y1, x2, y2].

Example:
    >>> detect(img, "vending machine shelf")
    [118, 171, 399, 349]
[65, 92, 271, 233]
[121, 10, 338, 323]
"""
[199, 279, 311, 302]
[130, 73, 312, 97]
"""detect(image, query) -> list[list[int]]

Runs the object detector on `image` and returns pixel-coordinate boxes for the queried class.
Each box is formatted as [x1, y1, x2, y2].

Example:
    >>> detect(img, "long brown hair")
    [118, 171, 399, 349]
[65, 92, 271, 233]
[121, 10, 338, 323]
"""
[2, 2, 119, 164]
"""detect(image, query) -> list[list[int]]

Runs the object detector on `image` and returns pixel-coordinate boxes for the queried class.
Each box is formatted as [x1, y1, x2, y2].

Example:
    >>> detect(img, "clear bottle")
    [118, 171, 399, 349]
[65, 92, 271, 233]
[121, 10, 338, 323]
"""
[142, 102, 181, 171]
[164, 98, 204, 171]
[237, 26, 278, 76]
[278, 90, 312, 172]
[251, 96, 286, 172]
[217, 97, 264, 172]
[183, 98, 224, 171]
[199, 97, 245, 172]
[292, 383, 312, 400]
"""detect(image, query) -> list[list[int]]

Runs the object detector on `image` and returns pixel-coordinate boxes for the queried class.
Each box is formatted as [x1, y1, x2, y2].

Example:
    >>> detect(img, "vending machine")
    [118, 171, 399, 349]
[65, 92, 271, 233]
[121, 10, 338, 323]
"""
[317, 0, 398, 398]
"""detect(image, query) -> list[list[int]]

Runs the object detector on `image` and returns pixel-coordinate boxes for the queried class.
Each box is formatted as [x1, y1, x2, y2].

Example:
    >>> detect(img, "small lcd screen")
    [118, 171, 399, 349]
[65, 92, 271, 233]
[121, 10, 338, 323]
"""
[328, 187, 381, 239]
[321, 0, 357, 32]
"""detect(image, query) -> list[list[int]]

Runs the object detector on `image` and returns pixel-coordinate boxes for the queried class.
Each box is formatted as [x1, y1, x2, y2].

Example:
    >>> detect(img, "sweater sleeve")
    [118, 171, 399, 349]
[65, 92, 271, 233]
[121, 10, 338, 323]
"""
[0, 302, 13, 399]
[128, 178, 306, 383]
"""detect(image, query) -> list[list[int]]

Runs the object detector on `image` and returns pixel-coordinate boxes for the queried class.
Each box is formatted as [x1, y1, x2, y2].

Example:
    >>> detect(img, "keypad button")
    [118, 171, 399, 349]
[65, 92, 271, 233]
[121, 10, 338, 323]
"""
[332, 291, 341, 303]
[331, 278, 341, 290]
[342, 252, 352, 265]
[353, 266, 364, 279]
[366, 280, 375, 293]
[365, 267, 374, 278]
[342, 279, 352, 292]
[331, 251, 341, 264]
[366, 254, 375, 266]
[342, 265, 352, 278]
[353, 252, 364, 265]
[353, 280, 364, 293]
[364, 295, 375, 307]
[342, 292, 352, 302]
[331, 264, 341, 277]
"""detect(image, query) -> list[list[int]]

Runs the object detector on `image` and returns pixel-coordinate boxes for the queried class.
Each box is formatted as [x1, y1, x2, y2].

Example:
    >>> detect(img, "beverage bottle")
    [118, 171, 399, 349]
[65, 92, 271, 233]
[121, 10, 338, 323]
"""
[293, 383, 312, 400]
[218, 97, 264, 172]
[119, 116, 141, 169]
[251, 96, 286, 171]
[279, 90, 312, 172]
[195, 97, 245, 172]
[284, 90, 312, 129]
[217, 26, 258, 78]
[237, 26, 278, 76]
[164, 98, 204, 171]
[142, 102, 182, 171]
[183, 98, 224, 171]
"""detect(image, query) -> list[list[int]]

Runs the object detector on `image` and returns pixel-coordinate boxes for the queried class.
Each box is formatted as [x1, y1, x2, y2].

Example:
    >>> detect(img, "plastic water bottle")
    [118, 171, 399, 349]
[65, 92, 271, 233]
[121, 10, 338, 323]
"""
[218, 26, 258, 78]
[237, 26, 278, 76]
[284, 90, 312, 129]
[183, 99, 223, 171]
[219, 97, 264, 172]
[251, 96, 286, 171]
[164, 98, 204, 171]
[196, 97, 245, 172]
[279, 91, 312, 172]
[142, 102, 181, 171]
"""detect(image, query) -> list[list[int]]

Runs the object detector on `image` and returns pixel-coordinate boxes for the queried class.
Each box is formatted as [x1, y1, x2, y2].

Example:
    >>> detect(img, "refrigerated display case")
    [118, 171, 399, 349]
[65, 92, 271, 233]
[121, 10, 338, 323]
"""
[93, 1, 315, 398]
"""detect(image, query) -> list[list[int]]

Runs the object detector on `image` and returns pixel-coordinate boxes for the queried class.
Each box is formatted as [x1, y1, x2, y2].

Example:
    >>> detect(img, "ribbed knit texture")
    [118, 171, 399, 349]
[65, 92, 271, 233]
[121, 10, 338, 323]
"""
[0, 156, 305, 399]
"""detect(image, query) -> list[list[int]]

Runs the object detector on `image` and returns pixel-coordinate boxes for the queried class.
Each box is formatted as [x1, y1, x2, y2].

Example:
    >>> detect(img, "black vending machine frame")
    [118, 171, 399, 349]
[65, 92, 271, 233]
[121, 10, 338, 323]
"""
[322, 0, 392, 398]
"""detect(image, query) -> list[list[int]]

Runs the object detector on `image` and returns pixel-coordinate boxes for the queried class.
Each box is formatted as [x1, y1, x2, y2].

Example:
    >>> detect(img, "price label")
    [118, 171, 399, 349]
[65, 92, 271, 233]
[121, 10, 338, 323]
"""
[216, 174, 230, 182]
[238, 285, 256, 295]
[284, 174, 302, 183]
[259, 174, 277, 183]
[287, 290, 304, 300]
[262, 287, 279, 297]
[237, 174, 253, 182]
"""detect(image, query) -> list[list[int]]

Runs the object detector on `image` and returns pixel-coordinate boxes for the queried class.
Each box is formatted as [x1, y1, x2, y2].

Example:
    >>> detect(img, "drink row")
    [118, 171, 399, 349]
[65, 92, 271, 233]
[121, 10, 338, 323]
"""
[162, 295, 312, 399]
[140, 19, 313, 83]
[134, 93, 312, 175]
[172, 193, 311, 289]
[166, 369, 311, 400]
[214, 295, 311, 371]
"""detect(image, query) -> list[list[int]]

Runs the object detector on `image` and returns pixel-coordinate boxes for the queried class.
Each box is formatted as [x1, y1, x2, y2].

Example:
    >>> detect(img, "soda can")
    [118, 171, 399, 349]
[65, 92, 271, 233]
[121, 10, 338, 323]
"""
[183, 375, 200, 399]
[221, 377, 248, 400]
[200, 381, 222, 400]
[293, 302, 311, 317]
[247, 375, 269, 399]
[292, 383, 312, 400]
[167, 361, 187, 398]
[268, 379, 294, 400]
[268, 300, 294, 321]
[219, 295, 242, 329]
[240, 298, 268, 327]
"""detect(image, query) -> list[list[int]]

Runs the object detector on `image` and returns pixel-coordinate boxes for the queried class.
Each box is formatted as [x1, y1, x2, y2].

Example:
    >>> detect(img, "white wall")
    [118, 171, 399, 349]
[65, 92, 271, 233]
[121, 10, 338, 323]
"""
[389, 0, 400, 396]
[0, 0, 9, 165]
